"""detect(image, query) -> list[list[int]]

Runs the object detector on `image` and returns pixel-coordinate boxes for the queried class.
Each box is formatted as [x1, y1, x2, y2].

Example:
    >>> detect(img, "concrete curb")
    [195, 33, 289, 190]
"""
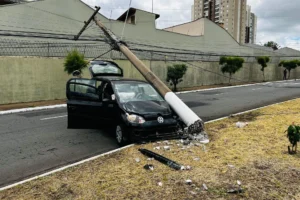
[0, 104, 67, 115]
[0, 98, 298, 192]
[176, 79, 300, 94]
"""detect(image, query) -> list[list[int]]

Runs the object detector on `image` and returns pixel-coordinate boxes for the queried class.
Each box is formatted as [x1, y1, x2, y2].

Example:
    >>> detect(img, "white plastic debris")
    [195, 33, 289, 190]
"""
[185, 179, 192, 185]
[203, 183, 208, 191]
[193, 158, 200, 161]
[135, 158, 140, 163]
[164, 146, 170, 150]
[180, 166, 186, 170]
[158, 182, 163, 187]
[236, 122, 248, 128]
[237, 180, 241, 185]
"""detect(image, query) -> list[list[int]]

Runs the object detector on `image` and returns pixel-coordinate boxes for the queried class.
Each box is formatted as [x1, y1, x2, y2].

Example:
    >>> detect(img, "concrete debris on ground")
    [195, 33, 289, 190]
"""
[183, 140, 191, 146]
[203, 183, 208, 191]
[147, 158, 154, 161]
[135, 158, 140, 163]
[180, 165, 192, 170]
[157, 182, 163, 187]
[228, 164, 235, 168]
[236, 122, 249, 128]
[190, 191, 197, 195]
[163, 146, 170, 150]
[193, 157, 200, 161]
[144, 164, 154, 171]
[153, 147, 160, 150]
[227, 188, 243, 194]
[185, 179, 192, 185]
[237, 180, 241, 185]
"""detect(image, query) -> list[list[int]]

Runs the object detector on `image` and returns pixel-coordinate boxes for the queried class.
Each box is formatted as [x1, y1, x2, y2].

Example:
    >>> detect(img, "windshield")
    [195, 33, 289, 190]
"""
[114, 82, 164, 103]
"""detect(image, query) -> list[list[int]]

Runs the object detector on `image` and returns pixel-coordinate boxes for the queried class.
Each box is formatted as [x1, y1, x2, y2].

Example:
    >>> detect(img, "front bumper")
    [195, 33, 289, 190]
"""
[127, 118, 186, 142]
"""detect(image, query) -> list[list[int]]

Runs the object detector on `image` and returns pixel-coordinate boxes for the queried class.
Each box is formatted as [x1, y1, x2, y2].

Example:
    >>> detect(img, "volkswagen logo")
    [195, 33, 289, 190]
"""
[157, 116, 164, 124]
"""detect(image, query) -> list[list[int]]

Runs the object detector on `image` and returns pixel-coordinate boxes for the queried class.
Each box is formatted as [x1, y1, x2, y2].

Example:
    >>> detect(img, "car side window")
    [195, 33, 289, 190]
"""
[68, 79, 99, 101]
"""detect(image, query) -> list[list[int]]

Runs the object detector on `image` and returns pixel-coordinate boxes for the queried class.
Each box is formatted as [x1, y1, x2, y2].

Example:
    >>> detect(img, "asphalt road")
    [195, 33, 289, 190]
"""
[1, 80, 300, 187]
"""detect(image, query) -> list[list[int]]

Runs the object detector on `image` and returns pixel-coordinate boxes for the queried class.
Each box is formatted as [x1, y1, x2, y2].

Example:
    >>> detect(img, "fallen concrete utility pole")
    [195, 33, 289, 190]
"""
[79, 7, 209, 143]
[139, 148, 182, 170]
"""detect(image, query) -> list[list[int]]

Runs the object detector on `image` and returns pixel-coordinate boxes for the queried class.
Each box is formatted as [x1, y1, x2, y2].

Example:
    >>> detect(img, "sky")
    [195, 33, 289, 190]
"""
[82, 0, 300, 50]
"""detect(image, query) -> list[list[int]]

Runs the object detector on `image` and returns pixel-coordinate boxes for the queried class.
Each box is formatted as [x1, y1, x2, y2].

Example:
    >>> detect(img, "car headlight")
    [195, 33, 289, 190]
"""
[126, 114, 145, 124]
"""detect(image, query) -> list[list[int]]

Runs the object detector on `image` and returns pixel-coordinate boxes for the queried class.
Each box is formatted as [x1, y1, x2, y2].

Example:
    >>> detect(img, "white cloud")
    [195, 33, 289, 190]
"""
[82, 0, 300, 50]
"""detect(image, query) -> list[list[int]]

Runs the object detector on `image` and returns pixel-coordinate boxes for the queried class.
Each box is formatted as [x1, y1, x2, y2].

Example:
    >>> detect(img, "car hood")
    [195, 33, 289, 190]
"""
[122, 101, 171, 116]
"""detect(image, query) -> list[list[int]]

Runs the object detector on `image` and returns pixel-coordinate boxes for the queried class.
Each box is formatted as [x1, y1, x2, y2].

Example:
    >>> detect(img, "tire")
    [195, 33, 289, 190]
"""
[115, 124, 129, 146]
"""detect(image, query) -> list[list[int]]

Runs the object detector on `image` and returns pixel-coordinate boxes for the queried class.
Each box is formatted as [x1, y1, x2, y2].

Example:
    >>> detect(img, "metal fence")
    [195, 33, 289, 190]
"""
[0, 38, 292, 64]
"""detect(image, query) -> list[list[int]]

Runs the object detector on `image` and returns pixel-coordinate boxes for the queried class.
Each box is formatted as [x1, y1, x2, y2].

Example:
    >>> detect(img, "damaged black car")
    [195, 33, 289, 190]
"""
[66, 60, 184, 146]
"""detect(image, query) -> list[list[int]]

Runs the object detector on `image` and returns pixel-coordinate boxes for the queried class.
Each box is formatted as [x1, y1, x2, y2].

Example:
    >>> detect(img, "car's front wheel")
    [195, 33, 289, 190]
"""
[116, 124, 128, 146]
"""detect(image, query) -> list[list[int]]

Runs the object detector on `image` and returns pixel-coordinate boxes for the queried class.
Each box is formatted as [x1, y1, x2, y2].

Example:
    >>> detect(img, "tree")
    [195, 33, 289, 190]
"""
[256, 56, 270, 82]
[64, 49, 88, 75]
[264, 41, 280, 50]
[219, 56, 244, 84]
[166, 64, 188, 92]
[279, 60, 300, 80]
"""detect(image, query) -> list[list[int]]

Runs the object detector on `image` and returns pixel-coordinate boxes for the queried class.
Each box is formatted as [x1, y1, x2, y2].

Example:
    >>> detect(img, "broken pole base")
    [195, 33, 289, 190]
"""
[164, 93, 209, 144]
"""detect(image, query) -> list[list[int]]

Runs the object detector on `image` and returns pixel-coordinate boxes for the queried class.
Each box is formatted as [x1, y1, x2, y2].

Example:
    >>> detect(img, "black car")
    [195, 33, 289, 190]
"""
[66, 60, 183, 145]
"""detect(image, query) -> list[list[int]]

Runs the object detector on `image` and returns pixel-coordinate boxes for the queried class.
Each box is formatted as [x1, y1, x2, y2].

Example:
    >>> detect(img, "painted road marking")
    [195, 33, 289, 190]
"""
[40, 115, 67, 121]
[215, 93, 225, 96]
[252, 88, 262, 91]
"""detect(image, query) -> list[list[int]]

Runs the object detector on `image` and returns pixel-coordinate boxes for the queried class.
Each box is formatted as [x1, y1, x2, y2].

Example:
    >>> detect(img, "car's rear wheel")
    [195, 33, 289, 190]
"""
[116, 124, 128, 146]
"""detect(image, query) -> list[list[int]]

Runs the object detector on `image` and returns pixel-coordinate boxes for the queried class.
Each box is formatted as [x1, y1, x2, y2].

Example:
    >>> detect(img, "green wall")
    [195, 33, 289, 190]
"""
[0, 57, 299, 105]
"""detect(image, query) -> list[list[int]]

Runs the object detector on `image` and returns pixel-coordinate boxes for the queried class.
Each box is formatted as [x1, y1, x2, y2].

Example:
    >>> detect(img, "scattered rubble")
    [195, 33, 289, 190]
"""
[163, 146, 170, 150]
[203, 183, 208, 191]
[147, 158, 154, 161]
[135, 158, 140, 163]
[144, 164, 154, 171]
[227, 188, 243, 194]
[158, 182, 163, 187]
[237, 180, 241, 185]
[236, 122, 249, 128]
[185, 179, 192, 185]
[193, 158, 200, 161]
[154, 147, 161, 150]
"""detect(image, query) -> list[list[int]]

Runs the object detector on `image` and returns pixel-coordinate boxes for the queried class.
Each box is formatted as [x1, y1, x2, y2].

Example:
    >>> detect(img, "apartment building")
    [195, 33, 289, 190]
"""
[192, 0, 253, 44]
